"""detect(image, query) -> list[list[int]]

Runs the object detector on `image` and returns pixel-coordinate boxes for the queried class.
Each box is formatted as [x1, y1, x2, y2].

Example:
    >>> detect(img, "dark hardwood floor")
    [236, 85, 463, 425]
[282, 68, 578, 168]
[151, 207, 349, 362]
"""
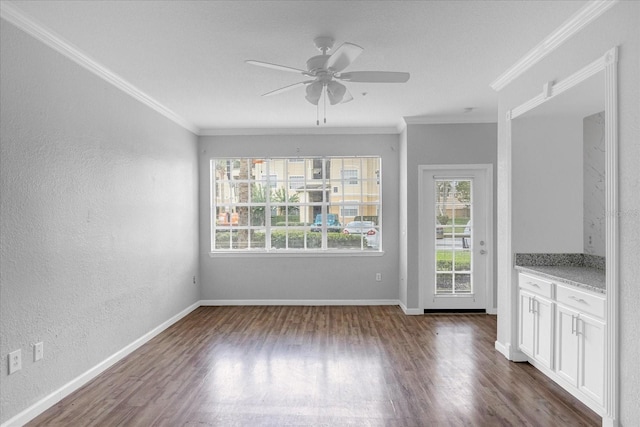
[28, 306, 600, 426]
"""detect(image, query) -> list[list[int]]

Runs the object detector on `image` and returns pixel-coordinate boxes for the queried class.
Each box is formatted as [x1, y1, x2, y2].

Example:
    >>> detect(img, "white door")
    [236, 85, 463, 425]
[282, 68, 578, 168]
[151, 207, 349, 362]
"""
[420, 165, 492, 311]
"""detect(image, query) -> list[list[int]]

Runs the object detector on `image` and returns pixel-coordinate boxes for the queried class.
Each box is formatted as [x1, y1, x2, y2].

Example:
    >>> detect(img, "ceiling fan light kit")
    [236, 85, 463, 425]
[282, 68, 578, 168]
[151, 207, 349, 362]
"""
[246, 37, 410, 125]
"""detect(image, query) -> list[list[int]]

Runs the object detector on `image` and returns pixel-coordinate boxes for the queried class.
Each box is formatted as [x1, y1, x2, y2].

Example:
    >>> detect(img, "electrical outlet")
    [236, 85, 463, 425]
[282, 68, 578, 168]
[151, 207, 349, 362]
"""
[34, 342, 44, 362]
[8, 349, 21, 375]
[376, 273, 382, 282]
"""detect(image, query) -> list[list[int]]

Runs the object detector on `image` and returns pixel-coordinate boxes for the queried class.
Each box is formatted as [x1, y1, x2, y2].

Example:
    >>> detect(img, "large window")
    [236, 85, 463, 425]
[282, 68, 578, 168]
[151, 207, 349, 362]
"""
[211, 156, 381, 253]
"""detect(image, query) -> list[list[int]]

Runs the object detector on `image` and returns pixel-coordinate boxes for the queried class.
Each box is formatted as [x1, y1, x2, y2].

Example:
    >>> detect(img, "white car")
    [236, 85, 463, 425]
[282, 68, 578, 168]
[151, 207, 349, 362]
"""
[342, 221, 379, 248]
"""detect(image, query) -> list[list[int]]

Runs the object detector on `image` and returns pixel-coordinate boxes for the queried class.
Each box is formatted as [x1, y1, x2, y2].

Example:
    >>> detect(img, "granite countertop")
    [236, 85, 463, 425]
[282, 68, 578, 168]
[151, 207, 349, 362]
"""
[514, 253, 606, 294]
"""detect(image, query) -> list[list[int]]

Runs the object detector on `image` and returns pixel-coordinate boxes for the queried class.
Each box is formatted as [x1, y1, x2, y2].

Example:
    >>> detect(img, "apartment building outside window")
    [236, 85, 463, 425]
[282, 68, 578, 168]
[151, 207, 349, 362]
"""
[210, 156, 381, 253]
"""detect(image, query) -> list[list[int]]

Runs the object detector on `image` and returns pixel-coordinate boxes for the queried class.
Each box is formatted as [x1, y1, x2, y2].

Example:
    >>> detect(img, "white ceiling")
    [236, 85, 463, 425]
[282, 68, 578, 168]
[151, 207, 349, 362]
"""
[7, 0, 588, 133]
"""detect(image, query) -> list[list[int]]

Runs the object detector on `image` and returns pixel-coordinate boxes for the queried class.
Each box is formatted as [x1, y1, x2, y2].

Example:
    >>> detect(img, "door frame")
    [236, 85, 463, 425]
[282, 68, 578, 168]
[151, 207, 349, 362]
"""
[418, 164, 494, 313]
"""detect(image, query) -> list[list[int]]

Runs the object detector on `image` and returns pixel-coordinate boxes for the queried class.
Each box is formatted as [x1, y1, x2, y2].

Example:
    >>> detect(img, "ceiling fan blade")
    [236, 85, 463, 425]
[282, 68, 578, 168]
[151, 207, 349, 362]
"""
[327, 81, 347, 105]
[341, 88, 354, 104]
[246, 60, 309, 75]
[337, 71, 410, 83]
[305, 81, 323, 105]
[326, 42, 363, 72]
[262, 80, 313, 97]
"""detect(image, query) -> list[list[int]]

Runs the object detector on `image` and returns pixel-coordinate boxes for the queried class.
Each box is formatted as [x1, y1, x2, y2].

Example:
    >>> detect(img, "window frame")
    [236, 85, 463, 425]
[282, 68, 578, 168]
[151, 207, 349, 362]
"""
[209, 156, 382, 256]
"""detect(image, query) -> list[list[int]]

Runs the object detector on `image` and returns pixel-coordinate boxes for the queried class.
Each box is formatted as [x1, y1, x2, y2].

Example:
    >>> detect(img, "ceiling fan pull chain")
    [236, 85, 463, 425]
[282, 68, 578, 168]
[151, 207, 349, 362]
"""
[324, 86, 327, 124]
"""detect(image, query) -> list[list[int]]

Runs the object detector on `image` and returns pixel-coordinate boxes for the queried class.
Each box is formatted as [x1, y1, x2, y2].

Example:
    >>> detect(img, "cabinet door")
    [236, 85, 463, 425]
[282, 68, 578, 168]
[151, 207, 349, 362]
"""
[518, 290, 535, 357]
[578, 314, 605, 405]
[533, 297, 554, 370]
[555, 304, 579, 385]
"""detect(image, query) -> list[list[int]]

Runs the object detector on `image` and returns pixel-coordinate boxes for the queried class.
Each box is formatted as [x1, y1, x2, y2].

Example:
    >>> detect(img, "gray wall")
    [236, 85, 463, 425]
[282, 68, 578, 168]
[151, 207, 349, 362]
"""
[495, 1, 640, 423]
[198, 134, 400, 302]
[401, 123, 498, 310]
[0, 22, 200, 423]
[511, 116, 584, 253]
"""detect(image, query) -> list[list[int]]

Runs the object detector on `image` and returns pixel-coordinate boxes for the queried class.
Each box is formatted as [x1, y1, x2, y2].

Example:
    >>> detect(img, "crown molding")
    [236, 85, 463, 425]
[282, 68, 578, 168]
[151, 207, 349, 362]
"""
[199, 125, 401, 136]
[403, 114, 497, 125]
[0, 1, 199, 135]
[490, 0, 619, 92]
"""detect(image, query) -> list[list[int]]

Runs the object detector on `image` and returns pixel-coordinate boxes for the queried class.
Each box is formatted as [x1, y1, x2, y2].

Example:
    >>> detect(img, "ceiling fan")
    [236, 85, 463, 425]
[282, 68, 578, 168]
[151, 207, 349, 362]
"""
[246, 37, 410, 123]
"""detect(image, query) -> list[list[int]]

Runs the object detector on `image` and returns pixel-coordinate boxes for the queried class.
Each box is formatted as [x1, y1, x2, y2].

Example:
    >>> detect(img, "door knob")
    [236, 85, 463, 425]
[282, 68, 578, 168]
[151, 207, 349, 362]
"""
[480, 249, 487, 255]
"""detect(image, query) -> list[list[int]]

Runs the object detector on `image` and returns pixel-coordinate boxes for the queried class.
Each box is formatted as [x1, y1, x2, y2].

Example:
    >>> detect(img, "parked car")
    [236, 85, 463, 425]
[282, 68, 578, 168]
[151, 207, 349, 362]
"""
[342, 221, 379, 248]
[310, 213, 341, 232]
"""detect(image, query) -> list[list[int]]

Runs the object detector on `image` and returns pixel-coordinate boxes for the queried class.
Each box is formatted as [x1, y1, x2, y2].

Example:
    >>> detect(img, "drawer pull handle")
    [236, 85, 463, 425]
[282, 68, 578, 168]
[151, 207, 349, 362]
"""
[568, 295, 587, 304]
[526, 282, 540, 288]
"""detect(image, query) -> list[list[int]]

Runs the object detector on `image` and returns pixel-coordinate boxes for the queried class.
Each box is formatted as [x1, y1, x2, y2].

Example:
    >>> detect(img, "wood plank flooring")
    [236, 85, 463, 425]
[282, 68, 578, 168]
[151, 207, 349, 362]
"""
[28, 306, 600, 426]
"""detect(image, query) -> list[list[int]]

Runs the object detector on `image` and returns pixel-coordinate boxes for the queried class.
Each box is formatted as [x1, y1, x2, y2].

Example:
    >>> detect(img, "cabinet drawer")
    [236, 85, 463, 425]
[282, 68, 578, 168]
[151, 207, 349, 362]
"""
[518, 273, 553, 298]
[556, 284, 605, 319]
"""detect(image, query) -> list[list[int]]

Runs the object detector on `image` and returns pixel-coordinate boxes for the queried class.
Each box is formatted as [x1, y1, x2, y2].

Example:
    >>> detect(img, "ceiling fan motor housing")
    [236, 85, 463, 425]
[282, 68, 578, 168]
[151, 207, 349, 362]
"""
[306, 55, 331, 74]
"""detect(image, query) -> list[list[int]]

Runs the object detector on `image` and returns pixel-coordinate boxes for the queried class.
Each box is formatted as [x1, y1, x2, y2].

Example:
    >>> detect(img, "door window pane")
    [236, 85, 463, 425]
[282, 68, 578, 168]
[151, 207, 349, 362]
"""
[434, 180, 473, 294]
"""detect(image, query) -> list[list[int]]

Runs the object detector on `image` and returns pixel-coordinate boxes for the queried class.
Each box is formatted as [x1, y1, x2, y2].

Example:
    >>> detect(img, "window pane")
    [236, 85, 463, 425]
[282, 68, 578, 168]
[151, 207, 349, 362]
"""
[454, 274, 471, 293]
[211, 156, 381, 252]
[436, 273, 453, 294]
[250, 231, 266, 249]
[434, 179, 473, 294]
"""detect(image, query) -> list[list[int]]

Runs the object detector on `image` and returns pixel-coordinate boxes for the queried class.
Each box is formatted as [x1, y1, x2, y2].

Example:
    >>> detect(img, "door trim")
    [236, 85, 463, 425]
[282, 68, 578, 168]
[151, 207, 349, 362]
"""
[418, 164, 494, 314]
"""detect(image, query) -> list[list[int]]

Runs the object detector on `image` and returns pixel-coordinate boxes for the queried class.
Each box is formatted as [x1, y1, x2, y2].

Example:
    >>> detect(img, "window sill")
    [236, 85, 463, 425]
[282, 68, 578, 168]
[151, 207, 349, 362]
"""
[209, 250, 385, 258]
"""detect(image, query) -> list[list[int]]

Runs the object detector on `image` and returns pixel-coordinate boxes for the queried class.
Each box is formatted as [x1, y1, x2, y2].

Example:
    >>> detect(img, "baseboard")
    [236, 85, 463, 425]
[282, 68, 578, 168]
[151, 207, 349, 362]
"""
[494, 340, 512, 359]
[200, 299, 400, 307]
[1, 301, 201, 427]
[494, 340, 528, 362]
[424, 309, 485, 313]
[399, 301, 422, 315]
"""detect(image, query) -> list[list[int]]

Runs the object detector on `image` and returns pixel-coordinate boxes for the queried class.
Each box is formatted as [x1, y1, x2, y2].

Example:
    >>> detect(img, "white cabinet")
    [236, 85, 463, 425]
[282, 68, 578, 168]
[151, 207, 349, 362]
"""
[518, 288, 554, 370]
[518, 290, 535, 357]
[579, 313, 605, 404]
[517, 271, 606, 413]
[555, 285, 606, 406]
[555, 304, 580, 384]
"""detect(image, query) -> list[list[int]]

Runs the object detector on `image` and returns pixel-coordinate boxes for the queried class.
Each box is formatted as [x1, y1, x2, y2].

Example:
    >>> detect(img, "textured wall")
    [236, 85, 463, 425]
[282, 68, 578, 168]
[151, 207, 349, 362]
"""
[495, 2, 639, 423]
[198, 134, 400, 302]
[0, 22, 199, 423]
[511, 115, 584, 253]
[583, 112, 606, 257]
[403, 123, 498, 310]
